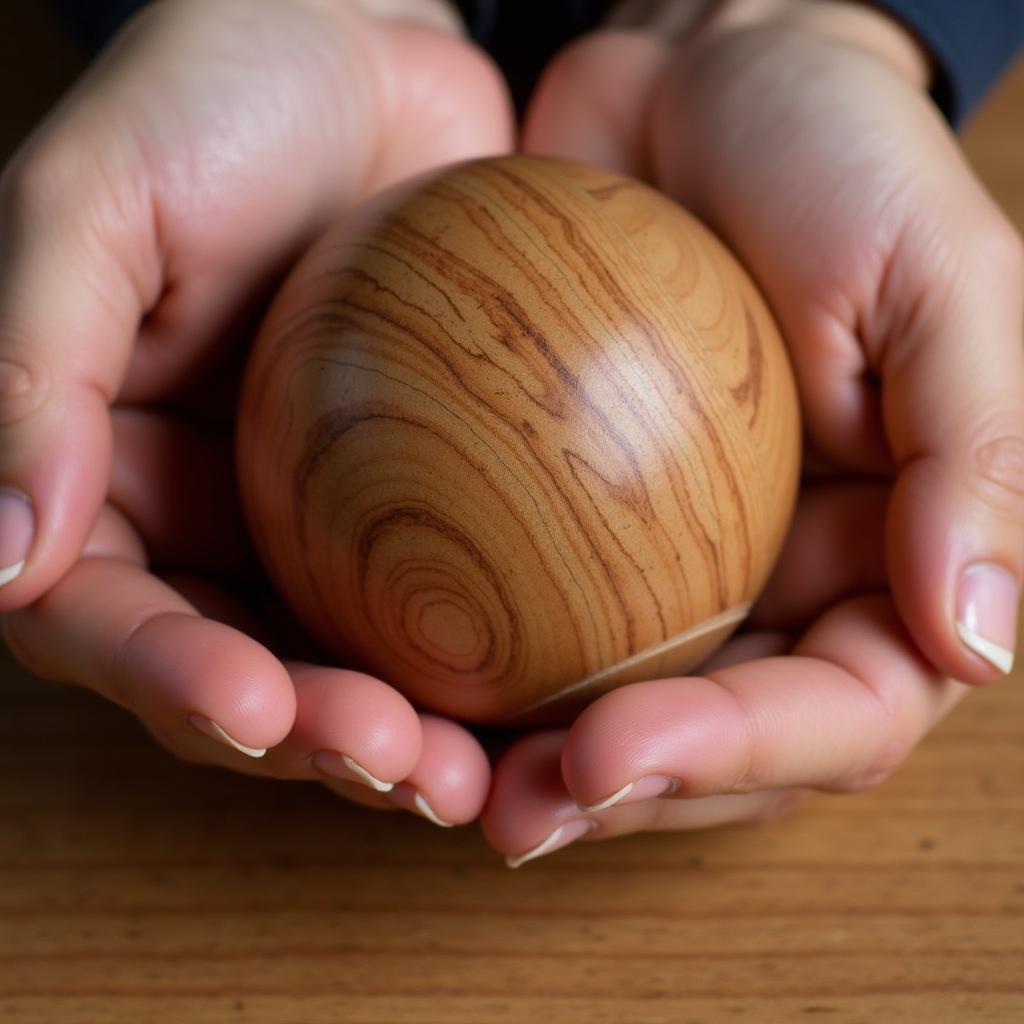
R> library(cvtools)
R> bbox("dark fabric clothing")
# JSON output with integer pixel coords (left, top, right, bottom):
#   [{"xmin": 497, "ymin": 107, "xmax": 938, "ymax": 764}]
[
  {"xmin": 48, "ymin": 0, "xmax": 1024, "ymax": 127},
  {"xmin": 47, "ymin": 0, "xmax": 144, "ymax": 54},
  {"xmin": 864, "ymin": 0, "xmax": 1024, "ymax": 123},
  {"xmin": 454, "ymin": 0, "xmax": 612, "ymax": 111}
]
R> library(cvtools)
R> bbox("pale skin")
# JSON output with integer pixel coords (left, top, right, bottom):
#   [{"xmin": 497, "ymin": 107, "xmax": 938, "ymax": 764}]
[{"xmin": 1, "ymin": 0, "xmax": 1022, "ymax": 862}]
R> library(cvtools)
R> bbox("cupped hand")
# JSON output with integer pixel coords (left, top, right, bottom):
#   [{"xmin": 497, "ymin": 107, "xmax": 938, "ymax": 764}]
[
  {"xmin": 483, "ymin": 0, "xmax": 1024, "ymax": 863},
  {"xmin": 1, "ymin": 0, "xmax": 513, "ymax": 822},
  {"xmin": 484, "ymin": 481, "xmax": 966, "ymax": 866}
]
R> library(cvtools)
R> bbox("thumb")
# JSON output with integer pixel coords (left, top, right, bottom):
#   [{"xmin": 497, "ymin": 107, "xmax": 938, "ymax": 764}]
[
  {"xmin": 0, "ymin": 136, "xmax": 155, "ymax": 608},
  {"xmin": 520, "ymin": 29, "xmax": 672, "ymax": 174},
  {"xmin": 883, "ymin": 212, "xmax": 1024, "ymax": 683}
]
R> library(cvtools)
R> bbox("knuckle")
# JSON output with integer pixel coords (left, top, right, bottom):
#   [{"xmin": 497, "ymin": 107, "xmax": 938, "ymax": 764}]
[
  {"xmin": 1, "ymin": 129, "xmax": 142, "ymax": 265},
  {"xmin": 831, "ymin": 737, "xmax": 911, "ymax": 794},
  {"xmin": 0, "ymin": 345, "xmax": 50, "ymax": 426},
  {"xmin": 970, "ymin": 432, "xmax": 1024, "ymax": 512},
  {"xmin": 1, "ymin": 135, "xmax": 81, "ymax": 223},
  {"xmin": 728, "ymin": 688, "xmax": 773, "ymax": 794}
]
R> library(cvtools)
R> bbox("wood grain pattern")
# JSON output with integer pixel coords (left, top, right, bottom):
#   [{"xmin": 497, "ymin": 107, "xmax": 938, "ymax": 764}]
[
  {"xmin": 0, "ymin": 11, "xmax": 1022, "ymax": 1023},
  {"xmin": 237, "ymin": 156, "xmax": 800, "ymax": 722}
]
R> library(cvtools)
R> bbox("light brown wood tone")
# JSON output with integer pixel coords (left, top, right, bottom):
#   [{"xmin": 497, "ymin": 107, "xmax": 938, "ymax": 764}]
[
  {"xmin": 237, "ymin": 156, "xmax": 800, "ymax": 722},
  {"xmin": 0, "ymin": 7, "xmax": 1022, "ymax": 1021}
]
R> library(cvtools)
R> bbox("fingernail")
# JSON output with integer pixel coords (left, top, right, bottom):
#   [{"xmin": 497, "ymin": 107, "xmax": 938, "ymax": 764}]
[
  {"xmin": 956, "ymin": 562, "xmax": 1019, "ymax": 674},
  {"xmin": 187, "ymin": 714, "xmax": 267, "ymax": 758},
  {"xmin": 0, "ymin": 487, "xmax": 34, "ymax": 587},
  {"xmin": 388, "ymin": 782, "xmax": 454, "ymax": 827},
  {"xmin": 311, "ymin": 750, "xmax": 394, "ymax": 792},
  {"xmin": 506, "ymin": 819, "xmax": 596, "ymax": 869},
  {"xmin": 577, "ymin": 774, "xmax": 679, "ymax": 813}
]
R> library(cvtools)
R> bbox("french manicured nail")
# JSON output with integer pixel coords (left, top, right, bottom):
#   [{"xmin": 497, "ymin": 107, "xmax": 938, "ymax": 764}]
[
  {"xmin": 0, "ymin": 487, "xmax": 34, "ymax": 587},
  {"xmin": 506, "ymin": 819, "xmax": 596, "ymax": 869},
  {"xmin": 311, "ymin": 750, "xmax": 394, "ymax": 792},
  {"xmin": 388, "ymin": 782, "xmax": 454, "ymax": 827},
  {"xmin": 577, "ymin": 774, "xmax": 679, "ymax": 813},
  {"xmin": 188, "ymin": 714, "xmax": 267, "ymax": 758},
  {"xmin": 956, "ymin": 563, "xmax": 1019, "ymax": 674}
]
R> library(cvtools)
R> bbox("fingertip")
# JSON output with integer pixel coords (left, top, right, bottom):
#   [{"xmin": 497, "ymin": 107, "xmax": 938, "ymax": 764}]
[
  {"xmin": 559, "ymin": 681, "xmax": 672, "ymax": 806},
  {"xmin": 288, "ymin": 664, "xmax": 423, "ymax": 784},
  {"xmin": 187, "ymin": 714, "xmax": 269, "ymax": 759},
  {"xmin": 123, "ymin": 612, "xmax": 298, "ymax": 753},
  {"xmin": 481, "ymin": 730, "xmax": 570, "ymax": 851},
  {"xmin": 888, "ymin": 459, "xmax": 1022, "ymax": 686},
  {"xmin": 0, "ymin": 390, "xmax": 112, "ymax": 612},
  {"xmin": 0, "ymin": 486, "xmax": 32, "ymax": 587},
  {"xmin": 521, "ymin": 30, "xmax": 671, "ymax": 173},
  {"xmin": 387, "ymin": 714, "xmax": 491, "ymax": 826},
  {"xmin": 953, "ymin": 561, "xmax": 1019, "ymax": 681}
]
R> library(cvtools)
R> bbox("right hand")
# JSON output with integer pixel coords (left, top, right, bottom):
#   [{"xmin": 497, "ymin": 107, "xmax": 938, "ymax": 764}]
[{"xmin": 0, "ymin": 0, "xmax": 513, "ymax": 823}]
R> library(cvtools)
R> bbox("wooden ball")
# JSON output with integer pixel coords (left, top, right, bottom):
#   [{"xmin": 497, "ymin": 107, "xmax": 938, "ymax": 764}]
[{"xmin": 236, "ymin": 156, "xmax": 800, "ymax": 724}]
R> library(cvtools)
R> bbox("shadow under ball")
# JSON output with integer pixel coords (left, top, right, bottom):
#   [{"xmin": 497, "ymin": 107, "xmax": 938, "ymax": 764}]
[{"xmin": 237, "ymin": 155, "xmax": 801, "ymax": 725}]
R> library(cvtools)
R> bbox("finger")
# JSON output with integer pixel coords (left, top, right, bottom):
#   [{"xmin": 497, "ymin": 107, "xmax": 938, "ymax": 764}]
[
  {"xmin": 0, "ymin": 132, "xmax": 159, "ymax": 610},
  {"xmin": 481, "ymin": 731, "xmax": 590, "ymax": 865},
  {"xmin": 750, "ymin": 480, "xmax": 889, "ymax": 629},
  {"xmin": 383, "ymin": 714, "xmax": 492, "ymax": 826},
  {"xmin": 521, "ymin": 30, "xmax": 672, "ymax": 174},
  {"xmin": 142, "ymin": 661, "xmax": 423, "ymax": 788},
  {"xmin": 265, "ymin": 663, "xmax": 422, "ymax": 790},
  {"xmin": 879, "ymin": 214, "xmax": 1024, "ymax": 683},
  {"xmin": 2, "ymin": 520, "xmax": 295, "ymax": 756},
  {"xmin": 596, "ymin": 787, "xmax": 809, "ymax": 836},
  {"xmin": 110, "ymin": 407, "xmax": 255, "ymax": 576},
  {"xmin": 481, "ymin": 731, "xmax": 805, "ymax": 868},
  {"xmin": 559, "ymin": 595, "xmax": 967, "ymax": 812},
  {"xmin": 319, "ymin": 714, "xmax": 491, "ymax": 826},
  {"xmin": 148, "ymin": 654, "xmax": 490, "ymax": 825}
]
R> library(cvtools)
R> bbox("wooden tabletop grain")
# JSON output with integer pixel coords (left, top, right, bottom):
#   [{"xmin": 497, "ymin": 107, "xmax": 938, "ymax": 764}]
[{"xmin": 1, "ymin": 7, "xmax": 1023, "ymax": 1022}]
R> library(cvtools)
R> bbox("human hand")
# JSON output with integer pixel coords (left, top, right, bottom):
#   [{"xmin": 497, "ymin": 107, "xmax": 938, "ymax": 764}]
[
  {"xmin": 482, "ymin": 0, "xmax": 1024, "ymax": 864},
  {"xmin": 1, "ymin": 0, "xmax": 512, "ymax": 822}
]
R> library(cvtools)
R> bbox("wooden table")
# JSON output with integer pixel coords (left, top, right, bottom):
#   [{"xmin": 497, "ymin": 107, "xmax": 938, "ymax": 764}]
[{"xmin": 2, "ymin": 7, "xmax": 1022, "ymax": 1022}]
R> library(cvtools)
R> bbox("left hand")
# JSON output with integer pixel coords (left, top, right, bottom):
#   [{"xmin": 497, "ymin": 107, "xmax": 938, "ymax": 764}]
[
  {"xmin": 0, "ymin": 0, "xmax": 511, "ymax": 825},
  {"xmin": 481, "ymin": 0, "xmax": 1024, "ymax": 865}
]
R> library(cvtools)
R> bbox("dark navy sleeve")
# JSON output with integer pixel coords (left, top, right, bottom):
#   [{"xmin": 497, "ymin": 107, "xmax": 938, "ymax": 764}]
[
  {"xmin": 866, "ymin": 1, "xmax": 1024, "ymax": 125},
  {"xmin": 46, "ymin": 0, "xmax": 149, "ymax": 53}
]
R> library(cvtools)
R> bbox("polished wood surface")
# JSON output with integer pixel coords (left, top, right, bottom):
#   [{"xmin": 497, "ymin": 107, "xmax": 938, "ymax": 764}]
[
  {"xmin": 238, "ymin": 156, "xmax": 799, "ymax": 722},
  {"xmin": 1, "ymin": 7, "xmax": 1022, "ymax": 1022}
]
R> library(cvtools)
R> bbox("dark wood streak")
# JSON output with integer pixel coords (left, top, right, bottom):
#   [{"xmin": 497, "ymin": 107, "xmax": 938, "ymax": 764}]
[
  {"xmin": 560, "ymin": 448, "xmax": 669, "ymax": 641},
  {"xmin": 289, "ymin": 347, "xmax": 592, "ymax": 683},
  {"xmin": 585, "ymin": 182, "xmax": 631, "ymax": 200},
  {"xmin": 360, "ymin": 243, "xmax": 469, "ymax": 326},
  {"xmin": 295, "ymin": 404, "xmax": 524, "ymax": 686},
  {"xmin": 489, "ymin": 164, "xmax": 755, "ymax": 602},
  {"xmin": 732, "ymin": 304, "xmax": 765, "ymax": 424},
  {"xmin": 355, "ymin": 506, "xmax": 520, "ymax": 681},
  {"xmin": 447, "ymin": 174, "xmax": 720, "ymax": 587},
  {"xmin": 371, "ymin": 209, "xmax": 654, "ymax": 647},
  {"xmin": 302, "ymin": 354, "xmax": 583, "ymax": 603}
]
